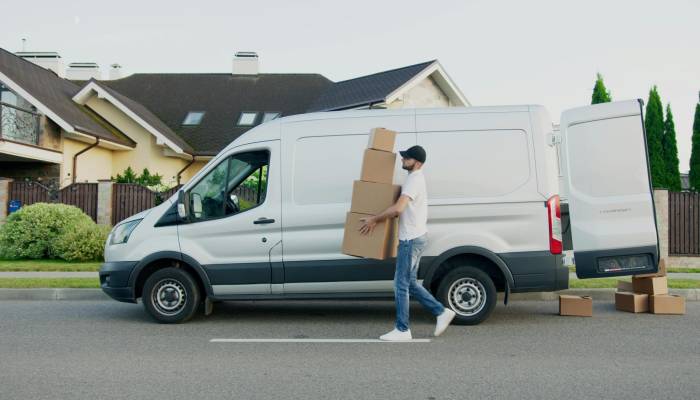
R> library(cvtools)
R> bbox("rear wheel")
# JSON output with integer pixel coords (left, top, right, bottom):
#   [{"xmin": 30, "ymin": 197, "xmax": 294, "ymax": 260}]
[
  {"xmin": 436, "ymin": 266, "xmax": 497, "ymax": 325},
  {"xmin": 142, "ymin": 267, "xmax": 200, "ymax": 323}
]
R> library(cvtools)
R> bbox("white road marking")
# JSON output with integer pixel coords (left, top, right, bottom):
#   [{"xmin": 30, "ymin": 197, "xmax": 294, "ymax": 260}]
[{"xmin": 210, "ymin": 338, "xmax": 431, "ymax": 343}]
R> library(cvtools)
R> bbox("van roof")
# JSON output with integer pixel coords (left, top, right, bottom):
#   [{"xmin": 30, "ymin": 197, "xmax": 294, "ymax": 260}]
[{"xmin": 226, "ymin": 105, "xmax": 547, "ymax": 151}]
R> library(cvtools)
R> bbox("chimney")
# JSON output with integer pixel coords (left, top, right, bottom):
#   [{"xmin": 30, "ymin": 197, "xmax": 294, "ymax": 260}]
[
  {"xmin": 232, "ymin": 52, "xmax": 259, "ymax": 75},
  {"xmin": 65, "ymin": 62, "xmax": 101, "ymax": 80},
  {"xmin": 108, "ymin": 63, "xmax": 123, "ymax": 80},
  {"xmin": 17, "ymin": 51, "xmax": 65, "ymax": 78}
]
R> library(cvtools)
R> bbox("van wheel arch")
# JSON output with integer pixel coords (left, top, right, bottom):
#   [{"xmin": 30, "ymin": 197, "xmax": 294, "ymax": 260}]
[
  {"xmin": 423, "ymin": 247, "xmax": 513, "ymax": 294},
  {"xmin": 130, "ymin": 252, "xmax": 211, "ymax": 300}
]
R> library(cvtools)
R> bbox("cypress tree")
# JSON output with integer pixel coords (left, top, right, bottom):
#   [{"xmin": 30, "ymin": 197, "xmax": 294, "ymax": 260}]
[
  {"xmin": 591, "ymin": 73, "xmax": 612, "ymax": 104},
  {"xmin": 645, "ymin": 86, "xmax": 666, "ymax": 188},
  {"xmin": 662, "ymin": 104, "xmax": 681, "ymax": 191},
  {"xmin": 690, "ymin": 97, "xmax": 700, "ymax": 191}
]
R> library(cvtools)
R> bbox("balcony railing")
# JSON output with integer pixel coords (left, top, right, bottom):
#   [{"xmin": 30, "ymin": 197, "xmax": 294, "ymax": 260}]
[{"xmin": 0, "ymin": 102, "xmax": 41, "ymax": 146}]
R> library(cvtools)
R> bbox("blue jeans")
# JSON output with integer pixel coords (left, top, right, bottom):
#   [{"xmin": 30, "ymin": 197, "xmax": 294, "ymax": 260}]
[{"xmin": 394, "ymin": 233, "xmax": 445, "ymax": 332}]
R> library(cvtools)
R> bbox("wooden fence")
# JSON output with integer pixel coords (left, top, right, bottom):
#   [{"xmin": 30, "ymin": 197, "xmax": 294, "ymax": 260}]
[
  {"xmin": 8, "ymin": 181, "xmax": 181, "ymax": 224},
  {"xmin": 112, "ymin": 184, "xmax": 182, "ymax": 225},
  {"xmin": 668, "ymin": 191, "xmax": 700, "ymax": 256},
  {"xmin": 8, "ymin": 181, "xmax": 50, "ymax": 205},
  {"xmin": 8, "ymin": 181, "xmax": 98, "ymax": 221}
]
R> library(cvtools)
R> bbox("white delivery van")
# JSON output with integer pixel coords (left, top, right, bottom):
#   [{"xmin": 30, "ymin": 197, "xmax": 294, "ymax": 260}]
[{"xmin": 100, "ymin": 99, "xmax": 660, "ymax": 324}]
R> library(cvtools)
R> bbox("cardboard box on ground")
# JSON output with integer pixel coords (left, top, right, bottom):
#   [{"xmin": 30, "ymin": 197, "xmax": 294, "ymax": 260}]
[
  {"xmin": 614, "ymin": 258, "xmax": 685, "ymax": 315},
  {"xmin": 559, "ymin": 295, "xmax": 592, "ymax": 317},
  {"xmin": 341, "ymin": 128, "xmax": 400, "ymax": 260}
]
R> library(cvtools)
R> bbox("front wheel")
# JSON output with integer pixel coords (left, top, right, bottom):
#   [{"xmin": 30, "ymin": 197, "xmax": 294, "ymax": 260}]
[
  {"xmin": 436, "ymin": 266, "xmax": 497, "ymax": 325},
  {"xmin": 142, "ymin": 267, "xmax": 200, "ymax": 323}
]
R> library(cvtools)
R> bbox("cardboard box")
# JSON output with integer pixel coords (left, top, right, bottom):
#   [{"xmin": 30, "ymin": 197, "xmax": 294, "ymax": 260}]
[
  {"xmin": 360, "ymin": 149, "xmax": 397, "ymax": 184},
  {"xmin": 350, "ymin": 180, "xmax": 401, "ymax": 215},
  {"xmin": 559, "ymin": 295, "xmax": 592, "ymax": 317},
  {"xmin": 615, "ymin": 292, "xmax": 649, "ymax": 313},
  {"xmin": 632, "ymin": 276, "xmax": 668, "ymax": 295},
  {"xmin": 616, "ymin": 280, "xmax": 633, "ymax": 292},
  {"xmin": 367, "ymin": 128, "xmax": 397, "ymax": 152},
  {"xmin": 341, "ymin": 212, "xmax": 398, "ymax": 260},
  {"xmin": 634, "ymin": 258, "xmax": 667, "ymax": 278},
  {"xmin": 649, "ymin": 294, "xmax": 685, "ymax": 315}
]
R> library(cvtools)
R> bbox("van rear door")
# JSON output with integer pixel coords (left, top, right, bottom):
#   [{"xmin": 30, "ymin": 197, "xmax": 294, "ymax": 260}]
[{"xmin": 560, "ymin": 99, "xmax": 659, "ymax": 278}]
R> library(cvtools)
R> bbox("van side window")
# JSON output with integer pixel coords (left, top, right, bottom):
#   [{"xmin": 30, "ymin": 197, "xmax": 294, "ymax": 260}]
[{"xmin": 188, "ymin": 150, "xmax": 270, "ymax": 222}]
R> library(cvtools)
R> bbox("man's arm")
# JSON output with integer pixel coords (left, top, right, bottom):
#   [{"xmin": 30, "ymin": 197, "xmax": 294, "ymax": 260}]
[{"xmin": 358, "ymin": 195, "xmax": 411, "ymax": 235}]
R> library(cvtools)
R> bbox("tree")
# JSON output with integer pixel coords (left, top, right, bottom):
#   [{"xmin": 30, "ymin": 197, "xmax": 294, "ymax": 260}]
[
  {"xmin": 645, "ymin": 86, "xmax": 666, "ymax": 188},
  {"xmin": 690, "ymin": 97, "xmax": 700, "ymax": 191},
  {"xmin": 114, "ymin": 166, "xmax": 138, "ymax": 183},
  {"xmin": 113, "ymin": 167, "xmax": 163, "ymax": 186},
  {"xmin": 661, "ymin": 104, "xmax": 681, "ymax": 191},
  {"xmin": 591, "ymin": 73, "xmax": 612, "ymax": 104}
]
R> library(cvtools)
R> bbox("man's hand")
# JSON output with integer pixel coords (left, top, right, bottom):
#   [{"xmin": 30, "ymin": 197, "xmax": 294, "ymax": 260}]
[{"xmin": 358, "ymin": 216, "xmax": 377, "ymax": 235}]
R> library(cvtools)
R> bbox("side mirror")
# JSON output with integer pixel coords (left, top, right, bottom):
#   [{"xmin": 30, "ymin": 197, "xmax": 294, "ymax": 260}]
[
  {"xmin": 230, "ymin": 193, "xmax": 240, "ymax": 209},
  {"xmin": 191, "ymin": 193, "xmax": 203, "ymax": 218},
  {"xmin": 177, "ymin": 190, "xmax": 187, "ymax": 219}
]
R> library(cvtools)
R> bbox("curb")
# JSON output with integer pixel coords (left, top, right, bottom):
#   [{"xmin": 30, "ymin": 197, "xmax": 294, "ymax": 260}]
[
  {"xmin": 502, "ymin": 288, "xmax": 700, "ymax": 302},
  {"xmin": 0, "ymin": 288, "xmax": 109, "ymax": 301},
  {"xmin": 0, "ymin": 288, "xmax": 698, "ymax": 301}
]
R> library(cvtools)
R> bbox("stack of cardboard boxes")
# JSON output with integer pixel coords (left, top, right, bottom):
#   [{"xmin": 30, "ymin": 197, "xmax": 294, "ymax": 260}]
[
  {"xmin": 341, "ymin": 128, "xmax": 401, "ymax": 260},
  {"xmin": 615, "ymin": 259, "xmax": 685, "ymax": 314}
]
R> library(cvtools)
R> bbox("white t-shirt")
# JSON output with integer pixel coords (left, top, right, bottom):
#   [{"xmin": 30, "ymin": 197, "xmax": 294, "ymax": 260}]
[{"xmin": 399, "ymin": 168, "xmax": 428, "ymax": 240}]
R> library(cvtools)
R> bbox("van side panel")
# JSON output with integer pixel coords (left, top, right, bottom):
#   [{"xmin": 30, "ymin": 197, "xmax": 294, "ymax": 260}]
[{"xmin": 280, "ymin": 113, "xmax": 415, "ymax": 287}]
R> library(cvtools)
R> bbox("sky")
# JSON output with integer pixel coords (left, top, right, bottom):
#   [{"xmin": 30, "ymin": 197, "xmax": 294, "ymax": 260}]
[{"xmin": 2, "ymin": 0, "xmax": 698, "ymax": 172}]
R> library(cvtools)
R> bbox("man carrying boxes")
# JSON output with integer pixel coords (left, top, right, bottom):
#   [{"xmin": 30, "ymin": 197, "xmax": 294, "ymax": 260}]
[{"xmin": 342, "ymin": 127, "xmax": 456, "ymax": 341}]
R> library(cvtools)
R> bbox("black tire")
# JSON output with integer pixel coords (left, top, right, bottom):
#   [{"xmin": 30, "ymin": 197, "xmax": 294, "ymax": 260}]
[
  {"xmin": 436, "ymin": 266, "xmax": 497, "ymax": 325},
  {"xmin": 142, "ymin": 267, "xmax": 200, "ymax": 323}
]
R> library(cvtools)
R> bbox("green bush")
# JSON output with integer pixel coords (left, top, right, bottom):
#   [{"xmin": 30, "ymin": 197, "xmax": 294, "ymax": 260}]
[
  {"xmin": 52, "ymin": 221, "xmax": 111, "ymax": 262},
  {"xmin": 0, "ymin": 203, "xmax": 108, "ymax": 261}
]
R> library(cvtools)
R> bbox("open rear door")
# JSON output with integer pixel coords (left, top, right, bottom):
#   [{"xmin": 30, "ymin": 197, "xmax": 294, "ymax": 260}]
[{"xmin": 560, "ymin": 99, "xmax": 659, "ymax": 279}]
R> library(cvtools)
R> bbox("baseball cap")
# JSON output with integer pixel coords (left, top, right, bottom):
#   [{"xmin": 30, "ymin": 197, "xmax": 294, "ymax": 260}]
[{"xmin": 399, "ymin": 145, "xmax": 426, "ymax": 163}]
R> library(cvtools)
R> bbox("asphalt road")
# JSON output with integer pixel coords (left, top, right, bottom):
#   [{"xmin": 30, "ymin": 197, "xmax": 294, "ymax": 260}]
[{"xmin": 0, "ymin": 299, "xmax": 698, "ymax": 400}]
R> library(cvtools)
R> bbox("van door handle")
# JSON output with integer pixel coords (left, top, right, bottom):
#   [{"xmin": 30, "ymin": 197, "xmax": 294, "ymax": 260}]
[{"xmin": 254, "ymin": 217, "xmax": 276, "ymax": 225}]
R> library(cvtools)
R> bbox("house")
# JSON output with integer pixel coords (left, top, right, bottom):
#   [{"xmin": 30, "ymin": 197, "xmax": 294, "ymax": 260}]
[{"xmin": 0, "ymin": 48, "xmax": 469, "ymax": 188}]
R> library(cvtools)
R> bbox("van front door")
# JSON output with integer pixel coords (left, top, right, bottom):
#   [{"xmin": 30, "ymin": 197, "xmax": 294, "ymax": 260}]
[
  {"xmin": 178, "ymin": 140, "xmax": 281, "ymax": 295},
  {"xmin": 560, "ymin": 100, "xmax": 660, "ymax": 278}
]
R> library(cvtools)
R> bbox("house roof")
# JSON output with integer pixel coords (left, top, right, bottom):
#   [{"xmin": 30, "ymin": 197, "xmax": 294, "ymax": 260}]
[
  {"xmin": 306, "ymin": 60, "xmax": 436, "ymax": 112},
  {"xmin": 0, "ymin": 48, "xmax": 135, "ymax": 148},
  {"xmin": 100, "ymin": 73, "xmax": 333, "ymax": 155},
  {"xmin": 74, "ymin": 80, "xmax": 195, "ymax": 155}
]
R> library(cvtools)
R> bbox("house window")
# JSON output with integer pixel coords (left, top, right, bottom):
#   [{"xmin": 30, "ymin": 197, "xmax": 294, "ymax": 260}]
[
  {"xmin": 262, "ymin": 112, "xmax": 280, "ymax": 123},
  {"xmin": 237, "ymin": 112, "xmax": 258, "ymax": 126},
  {"xmin": 182, "ymin": 111, "xmax": 205, "ymax": 126}
]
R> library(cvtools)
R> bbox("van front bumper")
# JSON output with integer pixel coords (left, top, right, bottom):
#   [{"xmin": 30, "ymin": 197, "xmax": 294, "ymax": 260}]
[{"xmin": 99, "ymin": 261, "xmax": 138, "ymax": 303}]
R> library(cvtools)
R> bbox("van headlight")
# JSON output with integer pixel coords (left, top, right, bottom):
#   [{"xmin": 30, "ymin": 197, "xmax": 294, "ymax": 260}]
[{"xmin": 109, "ymin": 219, "xmax": 143, "ymax": 245}]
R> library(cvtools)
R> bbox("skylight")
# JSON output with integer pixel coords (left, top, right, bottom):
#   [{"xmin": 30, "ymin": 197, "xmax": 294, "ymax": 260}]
[
  {"xmin": 237, "ymin": 112, "xmax": 258, "ymax": 126},
  {"xmin": 262, "ymin": 112, "xmax": 280, "ymax": 123},
  {"xmin": 182, "ymin": 111, "xmax": 205, "ymax": 126}
]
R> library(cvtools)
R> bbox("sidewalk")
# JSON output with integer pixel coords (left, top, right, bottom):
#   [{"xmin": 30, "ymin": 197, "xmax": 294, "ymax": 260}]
[
  {"xmin": 0, "ymin": 271, "xmax": 98, "ymax": 278},
  {"xmin": 0, "ymin": 288, "xmax": 698, "ymax": 301},
  {"xmin": 2, "ymin": 271, "xmax": 698, "ymax": 279}
]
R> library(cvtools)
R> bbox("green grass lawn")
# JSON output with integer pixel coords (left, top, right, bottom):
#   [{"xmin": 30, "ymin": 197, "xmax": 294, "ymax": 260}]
[
  {"xmin": 0, "ymin": 259, "xmax": 101, "ymax": 272},
  {"xmin": 0, "ymin": 278, "xmax": 100, "ymax": 288},
  {"xmin": 567, "ymin": 265, "xmax": 700, "ymax": 274},
  {"xmin": 569, "ymin": 278, "xmax": 700, "ymax": 289}
]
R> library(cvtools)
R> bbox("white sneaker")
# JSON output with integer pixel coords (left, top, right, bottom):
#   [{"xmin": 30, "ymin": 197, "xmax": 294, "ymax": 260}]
[
  {"xmin": 434, "ymin": 308, "xmax": 456, "ymax": 337},
  {"xmin": 379, "ymin": 328, "xmax": 412, "ymax": 341}
]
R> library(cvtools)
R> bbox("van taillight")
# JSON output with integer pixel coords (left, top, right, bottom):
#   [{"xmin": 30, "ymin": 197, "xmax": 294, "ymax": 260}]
[{"xmin": 547, "ymin": 195, "xmax": 562, "ymax": 254}]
